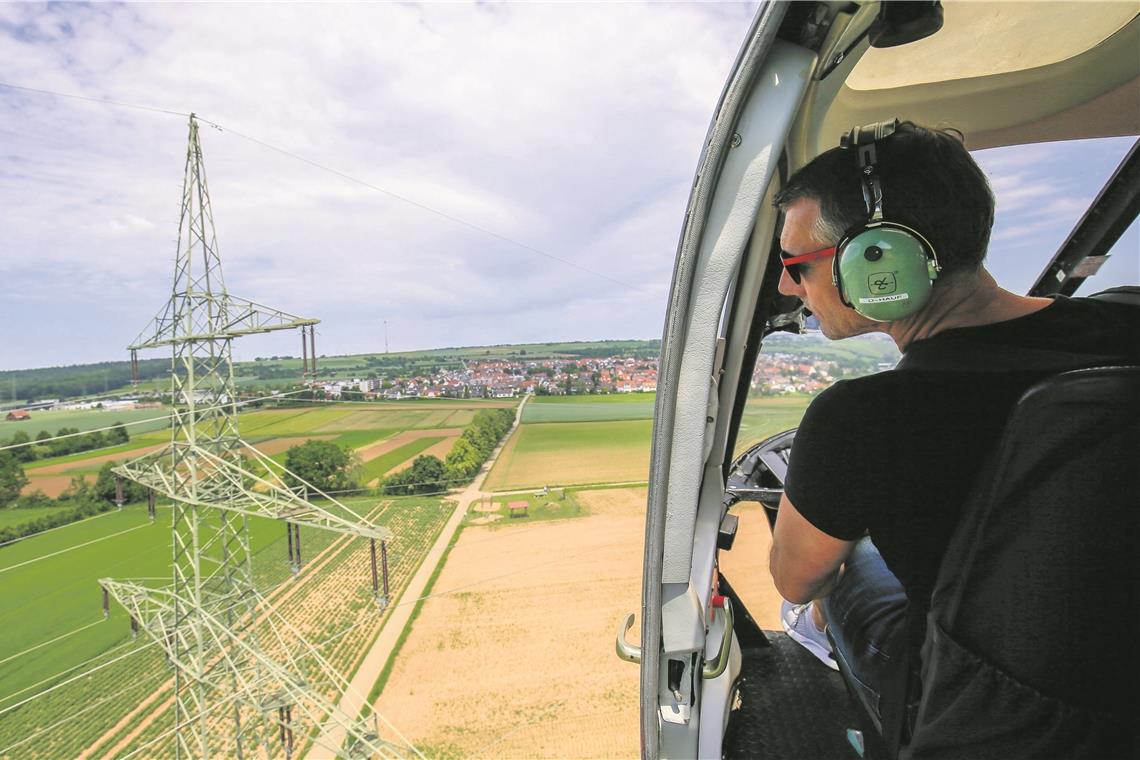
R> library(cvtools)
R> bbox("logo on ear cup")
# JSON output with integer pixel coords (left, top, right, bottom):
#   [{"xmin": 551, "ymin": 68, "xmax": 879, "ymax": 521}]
[{"xmin": 867, "ymin": 272, "xmax": 897, "ymax": 294}]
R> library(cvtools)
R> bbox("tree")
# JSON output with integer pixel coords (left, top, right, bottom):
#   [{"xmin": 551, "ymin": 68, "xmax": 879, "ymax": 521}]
[
  {"xmin": 382, "ymin": 455, "xmax": 447, "ymax": 495},
  {"xmin": 0, "ymin": 451, "xmax": 28, "ymax": 507},
  {"xmin": 283, "ymin": 440, "xmax": 357, "ymax": 498},
  {"xmin": 9, "ymin": 431, "xmax": 36, "ymax": 463},
  {"xmin": 94, "ymin": 462, "xmax": 148, "ymax": 504},
  {"xmin": 108, "ymin": 423, "xmax": 130, "ymax": 445}
]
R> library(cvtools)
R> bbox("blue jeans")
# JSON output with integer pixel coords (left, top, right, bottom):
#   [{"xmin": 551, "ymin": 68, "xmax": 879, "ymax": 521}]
[{"xmin": 822, "ymin": 537, "xmax": 908, "ymax": 727}]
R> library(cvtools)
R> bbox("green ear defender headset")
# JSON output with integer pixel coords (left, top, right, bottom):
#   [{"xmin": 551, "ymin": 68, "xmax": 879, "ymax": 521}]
[{"xmin": 833, "ymin": 119, "xmax": 942, "ymax": 321}]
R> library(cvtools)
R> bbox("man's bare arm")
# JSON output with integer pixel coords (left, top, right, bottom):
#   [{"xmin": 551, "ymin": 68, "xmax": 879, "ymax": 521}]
[{"xmin": 770, "ymin": 493, "xmax": 855, "ymax": 603}]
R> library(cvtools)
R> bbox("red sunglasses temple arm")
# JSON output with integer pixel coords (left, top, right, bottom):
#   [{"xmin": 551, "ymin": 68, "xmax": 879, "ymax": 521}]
[{"xmin": 781, "ymin": 246, "xmax": 837, "ymax": 267}]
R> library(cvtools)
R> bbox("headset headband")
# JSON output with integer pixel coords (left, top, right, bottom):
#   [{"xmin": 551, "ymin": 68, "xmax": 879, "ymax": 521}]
[{"xmin": 840, "ymin": 118, "xmax": 899, "ymax": 222}]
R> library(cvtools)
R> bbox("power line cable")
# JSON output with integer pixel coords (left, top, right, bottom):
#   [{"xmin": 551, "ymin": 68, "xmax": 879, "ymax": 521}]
[
  {"xmin": 0, "ymin": 682, "xmax": 149, "ymax": 757},
  {"xmin": 0, "ymin": 81, "xmax": 188, "ymax": 118},
  {"xmin": 0, "ymin": 640, "xmax": 158, "ymax": 718},
  {"xmin": 0, "ymin": 388, "xmax": 310, "ymax": 453},
  {"xmin": 0, "ymin": 618, "xmax": 105, "ymax": 668},
  {"xmin": 0, "ymin": 80, "xmax": 650, "ymax": 294},
  {"xmin": 194, "ymin": 116, "xmax": 648, "ymax": 294},
  {"xmin": 0, "ymin": 522, "xmax": 151, "ymax": 575},
  {"xmin": 0, "ymin": 507, "xmax": 119, "ymax": 549},
  {"xmin": 0, "ymin": 637, "xmax": 146, "ymax": 708}
]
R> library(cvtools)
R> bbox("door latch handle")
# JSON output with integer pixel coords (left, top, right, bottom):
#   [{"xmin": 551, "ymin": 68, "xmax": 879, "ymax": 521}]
[
  {"xmin": 615, "ymin": 613, "xmax": 641, "ymax": 664},
  {"xmin": 702, "ymin": 597, "xmax": 734, "ymax": 679}
]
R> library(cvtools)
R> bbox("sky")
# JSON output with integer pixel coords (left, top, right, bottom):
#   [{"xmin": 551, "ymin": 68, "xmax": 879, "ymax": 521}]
[{"xmin": 0, "ymin": 2, "xmax": 1136, "ymax": 372}]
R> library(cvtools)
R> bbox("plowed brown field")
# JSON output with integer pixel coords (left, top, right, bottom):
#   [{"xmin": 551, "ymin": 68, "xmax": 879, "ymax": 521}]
[{"xmin": 374, "ymin": 490, "xmax": 783, "ymax": 759}]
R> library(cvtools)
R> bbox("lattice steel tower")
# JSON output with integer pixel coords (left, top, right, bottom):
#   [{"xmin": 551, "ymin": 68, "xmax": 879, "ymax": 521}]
[{"xmin": 102, "ymin": 115, "xmax": 404, "ymax": 759}]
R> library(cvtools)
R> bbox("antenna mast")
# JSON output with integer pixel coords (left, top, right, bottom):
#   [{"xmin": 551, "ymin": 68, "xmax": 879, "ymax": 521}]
[{"xmin": 102, "ymin": 115, "xmax": 404, "ymax": 759}]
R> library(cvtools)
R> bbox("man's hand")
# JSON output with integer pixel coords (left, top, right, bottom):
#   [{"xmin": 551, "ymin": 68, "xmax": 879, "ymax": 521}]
[{"xmin": 770, "ymin": 493, "xmax": 855, "ymax": 603}]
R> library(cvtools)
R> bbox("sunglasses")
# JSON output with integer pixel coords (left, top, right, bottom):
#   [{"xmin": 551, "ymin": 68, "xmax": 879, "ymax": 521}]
[{"xmin": 781, "ymin": 246, "xmax": 837, "ymax": 284}]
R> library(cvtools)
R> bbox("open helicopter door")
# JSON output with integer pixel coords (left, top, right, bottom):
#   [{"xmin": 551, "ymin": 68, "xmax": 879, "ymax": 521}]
[{"xmin": 618, "ymin": 1, "xmax": 816, "ymax": 756}]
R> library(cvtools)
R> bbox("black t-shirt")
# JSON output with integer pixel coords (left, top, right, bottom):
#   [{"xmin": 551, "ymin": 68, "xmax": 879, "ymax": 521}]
[{"xmin": 785, "ymin": 297, "xmax": 1140, "ymax": 627}]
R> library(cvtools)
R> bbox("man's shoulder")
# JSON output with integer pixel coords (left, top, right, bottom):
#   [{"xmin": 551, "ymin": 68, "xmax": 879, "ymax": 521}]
[{"xmin": 803, "ymin": 371, "xmax": 921, "ymax": 425}]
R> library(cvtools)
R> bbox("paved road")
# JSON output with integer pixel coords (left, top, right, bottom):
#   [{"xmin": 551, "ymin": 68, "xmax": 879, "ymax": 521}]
[{"xmin": 308, "ymin": 396, "xmax": 530, "ymax": 758}]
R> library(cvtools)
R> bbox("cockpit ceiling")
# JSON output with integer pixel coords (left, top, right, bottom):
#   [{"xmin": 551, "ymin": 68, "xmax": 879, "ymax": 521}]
[
  {"xmin": 800, "ymin": 2, "xmax": 1140, "ymax": 158},
  {"xmin": 848, "ymin": 2, "xmax": 1137, "ymax": 91}
]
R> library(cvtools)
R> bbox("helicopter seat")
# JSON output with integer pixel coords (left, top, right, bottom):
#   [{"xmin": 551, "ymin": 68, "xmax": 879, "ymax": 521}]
[{"xmin": 903, "ymin": 365, "xmax": 1140, "ymax": 759}]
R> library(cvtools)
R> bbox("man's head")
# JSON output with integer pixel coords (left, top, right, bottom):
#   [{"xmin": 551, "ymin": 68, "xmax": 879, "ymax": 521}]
[
  {"xmin": 775, "ymin": 121, "xmax": 995, "ymax": 279},
  {"xmin": 774, "ymin": 122, "xmax": 996, "ymax": 338}
]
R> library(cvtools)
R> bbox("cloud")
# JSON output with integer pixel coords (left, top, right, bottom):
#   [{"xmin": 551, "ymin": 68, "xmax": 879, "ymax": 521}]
[
  {"xmin": 0, "ymin": 2, "xmax": 758, "ymax": 370},
  {"xmin": 3, "ymin": 4, "xmax": 1133, "ymax": 371}
]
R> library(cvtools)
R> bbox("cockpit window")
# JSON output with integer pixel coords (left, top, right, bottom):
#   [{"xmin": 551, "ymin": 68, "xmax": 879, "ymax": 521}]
[
  {"xmin": 732, "ymin": 332, "xmax": 899, "ymax": 460},
  {"xmin": 974, "ymin": 135, "xmax": 1139, "ymax": 293}
]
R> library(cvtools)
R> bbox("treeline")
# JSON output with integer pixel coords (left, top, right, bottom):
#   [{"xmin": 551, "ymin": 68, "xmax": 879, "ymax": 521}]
[
  {"xmin": 280, "ymin": 407, "xmax": 516, "ymax": 499},
  {"xmin": 0, "ymin": 359, "xmax": 168, "ymax": 403},
  {"xmin": 1, "ymin": 424, "xmax": 130, "ymax": 463},
  {"xmin": 0, "ymin": 462, "xmax": 149, "ymax": 545},
  {"xmin": 383, "ymin": 408, "xmax": 514, "ymax": 495}
]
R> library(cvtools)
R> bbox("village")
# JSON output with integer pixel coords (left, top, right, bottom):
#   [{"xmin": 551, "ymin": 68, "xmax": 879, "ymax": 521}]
[
  {"xmin": 311, "ymin": 355, "xmax": 661, "ymax": 400},
  {"xmin": 308, "ymin": 350, "xmax": 861, "ymax": 402}
]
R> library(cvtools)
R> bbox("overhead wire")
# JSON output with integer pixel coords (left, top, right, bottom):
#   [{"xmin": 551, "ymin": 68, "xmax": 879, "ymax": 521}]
[
  {"xmin": 0, "ymin": 640, "xmax": 159, "ymax": 718},
  {"xmin": 0, "ymin": 82, "xmax": 188, "ymax": 118},
  {"xmin": 0, "ymin": 618, "xmax": 105, "ymax": 668},
  {"xmin": 0, "ymin": 522, "xmax": 151, "ymax": 575},
  {"xmin": 0, "ymin": 507, "xmax": 120, "ymax": 549},
  {"xmin": 0, "ymin": 683, "xmax": 147, "ymax": 757},
  {"xmin": 0, "ymin": 80, "xmax": 650, "ymax": 295},
  {"xmin": 0, "ymin": 388, "xmax": 310, "ymax": 454}
]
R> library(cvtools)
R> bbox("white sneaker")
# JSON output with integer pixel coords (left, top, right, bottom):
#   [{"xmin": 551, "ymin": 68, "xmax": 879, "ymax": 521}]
[{"xmin": 781, "ymin": 600, "xmax": 839, "ymax": 671}]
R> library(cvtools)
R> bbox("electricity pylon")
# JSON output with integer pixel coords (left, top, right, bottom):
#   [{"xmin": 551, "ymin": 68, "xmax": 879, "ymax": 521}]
[{"xmin": 103, "ymin": 115, "xmax": 404, "ymax": 759}]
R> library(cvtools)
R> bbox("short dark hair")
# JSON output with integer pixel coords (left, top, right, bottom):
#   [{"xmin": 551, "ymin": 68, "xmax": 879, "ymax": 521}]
[{"xmin": 774, "ymin": 122, "xmax": 995, "ymax": 277}]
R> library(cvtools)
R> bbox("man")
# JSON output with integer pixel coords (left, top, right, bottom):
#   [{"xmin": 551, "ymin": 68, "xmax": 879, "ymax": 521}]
[{"xmin": 766, "ymin": 121, "xmax": 1139, "ymax": 735}]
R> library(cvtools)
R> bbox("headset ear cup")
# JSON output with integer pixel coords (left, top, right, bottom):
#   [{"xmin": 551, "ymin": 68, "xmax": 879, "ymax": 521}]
[
  {"xmin": 835, "ymin": 223, "xmax": 937, "ymax": 321},
  {"xmin": 833, "ymin": 239, "xmax": 851, "ymax": 307}
]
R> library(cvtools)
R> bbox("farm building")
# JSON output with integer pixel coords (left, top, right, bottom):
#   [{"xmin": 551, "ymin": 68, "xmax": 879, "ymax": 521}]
[{"xmin": 5, "ymin": 410, "xmax": 30, "ymax": 421}]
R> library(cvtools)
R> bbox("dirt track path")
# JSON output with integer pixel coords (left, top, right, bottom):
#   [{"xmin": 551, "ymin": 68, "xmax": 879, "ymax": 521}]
[{"xmin": 308, "ymin": 396, "xmax": 530, "ymax": 758}]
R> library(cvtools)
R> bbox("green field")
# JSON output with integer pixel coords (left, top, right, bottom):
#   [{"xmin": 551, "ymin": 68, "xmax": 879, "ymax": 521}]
[
  {"xmin": 23, "ymin": 433, "xmax": 168, "ymax": 471},
  {"xmin": 488, "ymin": 395, "xmax": 812, "ymax": 491},
  {"xmin": 0, "ymin": 494, "xmax": 453, "ymax": 758},
  {"xmin": 239, "ymin": 401, "xmax": 507, "ymax": 439},
  {"xmin": 358, "ymin": 437, "xmax": 447, "ymax": 484},
  {"xmin": 733, "ymin": 396, "xmax": 812, "ymax": 458},
  {"xmin": 0, "ymin": 506, "xmax": 73, "ymax": 530},
  {"xmin": 523, "ymin": 392, "xmax": 656, "ymax": 423},
  {"xmin": 484, "ymin": 419, "xmax": 652, "ymax": 491},
  {"xmin": 0, "ymin": 407, "xmax": 174, "ymax": 440},
  {"xmin": 0, "ymin": 505, "xmax": 284, "ymax": 702}
]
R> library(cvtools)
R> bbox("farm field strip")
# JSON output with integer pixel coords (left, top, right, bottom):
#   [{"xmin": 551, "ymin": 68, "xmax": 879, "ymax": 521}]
[
  {"xmin": 354, "ymin": 428, "xmax": 463, "ymax": 463},
  {"xmin": 26, "ymin": 443, "xmax": 168, "ymax": 475},
  {"xmin": 359, "ymin": 437, "xmax": 446, "ymax": 485},
  {"xmin": 483, "ymin": 419, "xmax": 652, "ymax": 491},
  {"xmin": 521, "ymin": 400, "xmax": 655, "ymax": 423},
  {"xmin": 372, "ymin": 488, "xmax": 646, "ymax": 757},
  {"xmin": 22, "ymin": 437, "xmax": 166, "ymax": 471},
  {"xmin": 0, "ymin": 408, "xmax": 176, "ymax": 439},
  {"xmin": 386, "ymin": 436, "xmax": 457, "ymax": 476}
]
